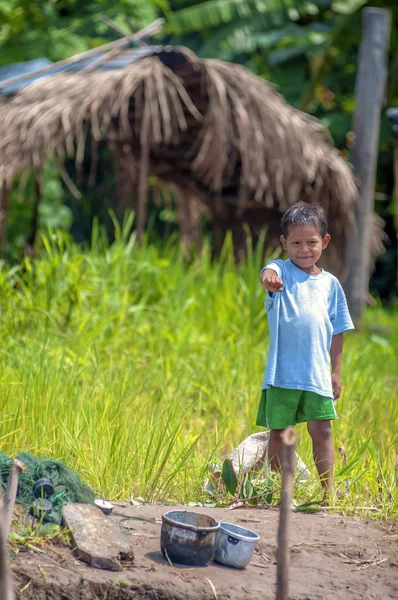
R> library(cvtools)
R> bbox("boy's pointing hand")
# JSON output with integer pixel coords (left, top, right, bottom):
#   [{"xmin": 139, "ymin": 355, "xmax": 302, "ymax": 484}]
[
  {"xmin": 267, "ymin": 276, "xmax": 284, "ymax": 292},
  {"xmin": 261, "ymin": 269, "xmax": 283, "ymax": 292}
]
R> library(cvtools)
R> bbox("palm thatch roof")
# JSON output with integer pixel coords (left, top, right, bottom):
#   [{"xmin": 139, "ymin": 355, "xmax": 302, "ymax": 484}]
[{"xmin": 0, "ymin": 45, "xmax": 379, "ymax": 276}]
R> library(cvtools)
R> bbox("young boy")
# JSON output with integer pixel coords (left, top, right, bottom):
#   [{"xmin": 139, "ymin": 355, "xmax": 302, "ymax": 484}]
[{"xmin": 256, "ymin": 202, "xmax": 354, "ymax": 496}]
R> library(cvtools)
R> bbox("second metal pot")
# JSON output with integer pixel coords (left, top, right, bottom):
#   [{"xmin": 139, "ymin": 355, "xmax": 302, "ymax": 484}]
[{"xmin": 214, "ymin": 522, "xmax": 259, "ymax": 569}]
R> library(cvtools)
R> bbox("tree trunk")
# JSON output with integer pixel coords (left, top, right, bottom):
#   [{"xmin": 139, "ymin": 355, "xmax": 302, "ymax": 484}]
[{"xmin": 344, "ymin": 8, "xmax": 391, "ymax": 322}]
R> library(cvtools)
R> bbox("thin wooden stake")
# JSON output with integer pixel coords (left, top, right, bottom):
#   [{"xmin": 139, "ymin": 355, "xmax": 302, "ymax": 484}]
[
  {"xmin": 0, "ymin": 517, "xmax": 14, "ymax": 600},
  {"xmin": 2, "ymin": 459, "xmax": 26, "ymax": 540},
  {"xmin": 26, "ymin": 171, "xmax": 42, "ymax": 251},
  {"xmin": 136, "ymin": 112, "xmax": 150, "ymax": 244},
  {"xmin": 0, "ymin": 459, "xmax": 26, "ymax": 600},
  {"xmin": 0, "ymin": 183, "xmax": 10, "ymax": 255},
  {"xmin": 276, "ymin": 427, "xmax": 296, "ymax": 600}
]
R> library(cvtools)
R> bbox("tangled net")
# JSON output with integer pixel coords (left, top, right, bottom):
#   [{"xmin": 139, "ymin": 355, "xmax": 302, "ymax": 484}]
[{"xmin": 0, "ymin": 452, "xmax": 95, "ymax": 524}]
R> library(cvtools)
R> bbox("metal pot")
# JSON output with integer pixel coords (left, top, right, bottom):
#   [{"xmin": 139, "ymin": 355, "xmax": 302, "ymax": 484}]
[
  {"xmin": 214, "ymin": 522, "xmax": 259, "ymax": 569},
  {"xmin": 161, "ymin": 510, "xmax": 220, "ymax": 566}
]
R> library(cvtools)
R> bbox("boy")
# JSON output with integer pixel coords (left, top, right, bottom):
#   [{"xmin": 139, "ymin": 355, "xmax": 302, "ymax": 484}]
[{"xmin": 256, "ymin": 202, "xmax": 354, "ymax": 496}]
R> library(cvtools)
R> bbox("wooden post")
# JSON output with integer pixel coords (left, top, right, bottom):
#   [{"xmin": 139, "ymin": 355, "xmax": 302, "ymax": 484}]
[
  {"xmin": 112, "ymin": 145, "xmax": 137, "ymax": 218},
  {"xmin": 276, "ymin": 426, "xmax": 296, "ymax": 600},
  {"xmin": 0, "ymin": 459, "xmax": 25, "ymax": 600},
  {"xmin": 0, "ymin": 183, "xmax": 9, "ymax": 255},
  {"xmin": 173, "ymin": 184, "xmax": 204, "ymax": 253},
  {"xmin": 0, "ymin": 518, "xmax": 14, "ymax": 600},
  {"xmin": 344, "ymin": 8, "xmax": 391, "ymax": 322},
  {"xmin": 2, "ymin": 460, "xmax": 26, "ymax": 540},
  {"xmin": 136, "ymin": 139, "xmax": 150, "ymax": 245},
  {"xmin": 26, "ymin": 172, "xmax": 42, "ymax": 254}
]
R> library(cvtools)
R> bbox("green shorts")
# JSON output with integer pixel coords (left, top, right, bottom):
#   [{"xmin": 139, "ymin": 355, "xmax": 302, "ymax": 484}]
[{"xmin": 256, "ymin": 387, "xmax": 337, "ymax": 430}]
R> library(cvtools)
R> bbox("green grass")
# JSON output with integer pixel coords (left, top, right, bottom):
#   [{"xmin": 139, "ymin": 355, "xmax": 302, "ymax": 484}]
[{"xmin": 0, "ymin": 218, "xmax": 397, "ymax": 519}]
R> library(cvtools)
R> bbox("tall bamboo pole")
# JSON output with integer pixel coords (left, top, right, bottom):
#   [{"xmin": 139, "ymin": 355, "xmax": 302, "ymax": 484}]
[
  {"xmin": 276, "ymin": 427, "xmax": 296, "ymax": 600},
  {"xmin": 0, "ymin": 518, "xmax": 14, "ymax": 600}
]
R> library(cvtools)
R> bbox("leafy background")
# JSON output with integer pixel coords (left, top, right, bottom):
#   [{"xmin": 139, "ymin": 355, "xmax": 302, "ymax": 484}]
[{"xmin": 0, "ymin": 0, "xmax": 397, "ymax": 298}]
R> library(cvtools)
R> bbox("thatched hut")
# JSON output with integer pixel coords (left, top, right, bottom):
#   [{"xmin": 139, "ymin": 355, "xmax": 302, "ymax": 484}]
[{"xmin": 0, "ymin": 45, "xmax": 382, "ymax": 278}]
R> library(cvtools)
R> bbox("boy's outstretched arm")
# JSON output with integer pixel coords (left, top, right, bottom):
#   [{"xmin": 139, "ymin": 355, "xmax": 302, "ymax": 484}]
[
  {"xmin": 330, "ymin": 333, "xmax": 344, "ymax": 399},
  {"xmin": 260, "ymin": 268, "xmax": 283, "ymax": 292}
]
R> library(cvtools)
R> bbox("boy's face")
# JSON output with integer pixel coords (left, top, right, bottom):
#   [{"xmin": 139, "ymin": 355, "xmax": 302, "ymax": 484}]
[{"xmin": 280, "ymin": 224, "xmax": 330, "ymax": 273}]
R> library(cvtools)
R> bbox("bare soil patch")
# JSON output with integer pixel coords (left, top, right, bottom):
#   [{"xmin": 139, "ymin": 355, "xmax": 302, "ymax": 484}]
[{"xmin": 13, "ymin": 504, "xmax": 398, "ymax": 600}]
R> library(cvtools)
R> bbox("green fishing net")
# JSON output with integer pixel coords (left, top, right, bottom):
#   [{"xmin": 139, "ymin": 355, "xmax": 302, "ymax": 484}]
[{"xmin": 0, "ymin": 452, "xmax": 96, "ymax": 524}]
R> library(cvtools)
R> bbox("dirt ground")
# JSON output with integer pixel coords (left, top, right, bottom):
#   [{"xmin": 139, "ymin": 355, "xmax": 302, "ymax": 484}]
[{"xmin": 14, "ymin": 503, "xmax": 397, "ymax": 600}]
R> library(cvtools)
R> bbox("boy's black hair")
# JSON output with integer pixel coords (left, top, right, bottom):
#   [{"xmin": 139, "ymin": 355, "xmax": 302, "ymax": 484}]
[{"xmin": 281, "ymin": 202, "xmax": 328, "ymax": 238}]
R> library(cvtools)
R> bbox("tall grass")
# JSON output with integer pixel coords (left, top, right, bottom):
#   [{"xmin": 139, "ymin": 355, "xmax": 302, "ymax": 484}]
[{"xmin": 0, "ymin": 218, "xmax": 397, "ymax": 518}]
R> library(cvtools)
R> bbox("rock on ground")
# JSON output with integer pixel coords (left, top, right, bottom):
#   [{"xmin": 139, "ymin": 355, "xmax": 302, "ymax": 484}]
[{"xmin": 62, "ymin": 503, "xmax": 134, "ymax": 571}]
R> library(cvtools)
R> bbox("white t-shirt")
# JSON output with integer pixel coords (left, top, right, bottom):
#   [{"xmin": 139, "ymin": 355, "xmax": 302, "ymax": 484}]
[{"xmin": 262, "ymin": 259, "xmax": 354, "ymax": 397}]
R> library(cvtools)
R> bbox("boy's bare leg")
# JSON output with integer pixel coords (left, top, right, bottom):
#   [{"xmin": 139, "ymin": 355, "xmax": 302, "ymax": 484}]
[
  {"xmin": 268, "ymin": 429, "xmax": 286, "ymax": 471},
  {"xmin": 307, "ymin": 420, "xmax": 334, "ymax": 498}
]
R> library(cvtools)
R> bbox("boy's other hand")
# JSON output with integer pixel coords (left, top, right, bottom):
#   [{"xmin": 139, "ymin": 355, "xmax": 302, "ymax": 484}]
[
  {"xmin": 331, "ymin": 373, "xmax": 341, "ymax": 400},
  {"xmin": 261, "ymin": 270, "xmax": 283, "ymax": 292}
]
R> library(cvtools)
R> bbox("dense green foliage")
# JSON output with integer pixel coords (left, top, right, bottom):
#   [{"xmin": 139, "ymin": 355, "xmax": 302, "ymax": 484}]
[
  {"xmin": 0, "ymin": 0, "xmax": 156, "ymax": 64},
  {"xmin": 0, "ymin": 0, "xmax": 396, "ymax": 296},
  {"xmin": 0, "ymin": 225, "xmax": 396, "ymax": 517}
]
